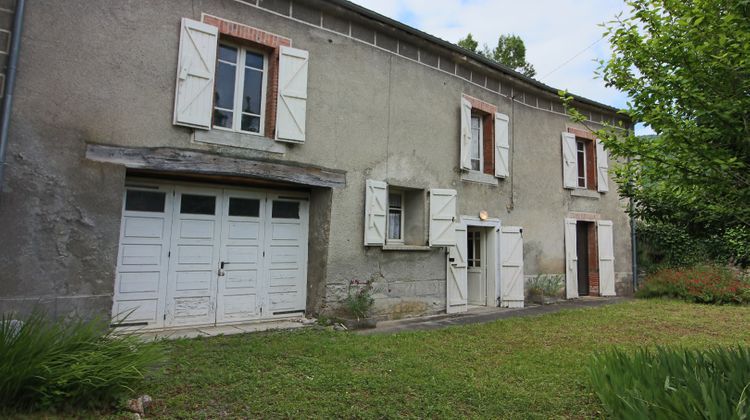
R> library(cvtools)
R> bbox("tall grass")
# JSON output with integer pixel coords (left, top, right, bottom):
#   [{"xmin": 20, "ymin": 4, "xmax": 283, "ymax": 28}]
[
  {"xmin": 589, "ymin": 346, "xmax": 750, "ymax": 419},
  {"xmin": 0, "ymin": 311, "xmax": 165, "ymax": 410}
]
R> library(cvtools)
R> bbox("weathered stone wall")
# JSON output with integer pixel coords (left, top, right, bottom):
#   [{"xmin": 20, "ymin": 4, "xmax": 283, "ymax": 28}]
[{"xmin": 0, "ymin": 0, "xmax": 632, "ymax": 320}]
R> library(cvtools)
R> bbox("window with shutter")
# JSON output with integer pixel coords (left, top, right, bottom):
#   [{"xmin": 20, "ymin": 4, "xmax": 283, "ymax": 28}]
[
  {"xmin": 596, "ymin": 139, "xmax": 609, "ymax": 193},
  {"xmin": 173, "ymin": 18, "xmax": 219, "ymax": 129},
  {"xmin": 429, "ymin": 189, "xmax": 458, "ymax": 247},
  {"xmin": 561, "ymin": 132, "xmax": 578, "ymax": 189},
  {"xmin": 494, "ymin": 113, "xmax": 510, "ymax": 178},
  {"xmin": 364, "ymin": 180, "xmax": 387, "ymax": 246},
  {"xmin": 276, "ymin": 46, "xmax": 309, "ymax": 143}
]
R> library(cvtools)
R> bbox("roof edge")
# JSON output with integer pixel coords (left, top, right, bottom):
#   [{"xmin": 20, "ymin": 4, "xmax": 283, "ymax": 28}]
[{"xmin": 329, "ymin": 0, "xmax": 623, "ymax": 115}]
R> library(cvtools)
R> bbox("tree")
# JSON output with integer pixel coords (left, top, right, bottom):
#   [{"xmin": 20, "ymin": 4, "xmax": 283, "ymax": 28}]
[
  {"xmin": 457, "ymin": 33, "xmax": 536, "ymax": 77},
  {"xmin": 457, "ymin": 33, "xmax": 479, "ymax": 53},
  {"xmin": 491, "ymin": 34, "xmax": 536, "ymax": 77},
  {"xmin": 563, "ymin": 0, "xmax": 750, "ymax": 264}
]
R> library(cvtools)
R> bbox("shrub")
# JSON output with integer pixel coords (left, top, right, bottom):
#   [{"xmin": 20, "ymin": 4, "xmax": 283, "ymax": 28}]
[
  {"xmin": 636, "ymin": 265, "xmax": 750, "ymax": 304},
  {"xmin": 0, "ymin": 311, "xmax": 165, "ymax": 411},
  {"xmin": 588, "ymin": 346, "xmax": 750, "ymax": 419},
  {"xmin": 343, "ymin": 280, "xmax": 376, "ymax": 320}
]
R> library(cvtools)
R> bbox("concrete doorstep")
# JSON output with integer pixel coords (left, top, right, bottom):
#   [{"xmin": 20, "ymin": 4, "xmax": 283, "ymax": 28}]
[{"xmin": 358, "ymin": 297, "xmax": 627, "ymax": 335}]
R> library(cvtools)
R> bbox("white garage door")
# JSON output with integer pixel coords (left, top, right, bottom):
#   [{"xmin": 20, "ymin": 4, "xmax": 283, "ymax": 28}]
[{"xmin": 113, "ymin": 181, "xmax": 309, "ymax": 329}]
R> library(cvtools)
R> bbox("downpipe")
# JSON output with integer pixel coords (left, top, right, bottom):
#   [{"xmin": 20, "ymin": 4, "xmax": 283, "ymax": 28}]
[{"xmin": 0, "ymin": 0, "xmax": 26, "ymax": 195}]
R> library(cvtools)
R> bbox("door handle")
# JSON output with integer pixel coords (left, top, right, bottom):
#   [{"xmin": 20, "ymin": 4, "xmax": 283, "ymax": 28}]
[
  {"xmin": 218, "ymin": 261, "xmax": 226, "ymax": 276},
  {"xmin": 449, "ymin": 257, "xmax": 455, "ymax": 262}
]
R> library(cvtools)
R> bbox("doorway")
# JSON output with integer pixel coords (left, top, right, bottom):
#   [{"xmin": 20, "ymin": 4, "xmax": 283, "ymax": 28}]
[
  {"xmin": 576, "ymin": 222, "xmax": 590, "ymax": 296},
  {"xmin": 467, "ymin": 227, "xmax": 487, "ymax": 306}
]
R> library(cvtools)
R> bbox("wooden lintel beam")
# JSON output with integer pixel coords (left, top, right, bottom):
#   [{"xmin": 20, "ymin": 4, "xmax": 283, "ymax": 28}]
[{"xmin": 85, "ymin": 144, "xmax": 346, "ymax": 189}]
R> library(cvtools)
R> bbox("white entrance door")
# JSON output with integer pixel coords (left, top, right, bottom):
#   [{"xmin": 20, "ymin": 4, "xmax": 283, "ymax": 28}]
[
  {"xmin": 264, "ymin": 194, "xmax": 309, "ymax": 317},
  {"xmin": 165, "ymin": 187, "xmax": 223, "ymax": 327},
  {"xmin": 216, "ymin": 190, "xmax": 266, "ymax": 323},
  {"xmin": 500, "ymin": 226, "xmax": 525, "ymax": 308},
  {"xmin": 467, "ymin": 228, "xmax": 486, "ymax": 306},
  {"xmin": 446, "ymin": 223, "xmax": 468, "ymax": 313}
]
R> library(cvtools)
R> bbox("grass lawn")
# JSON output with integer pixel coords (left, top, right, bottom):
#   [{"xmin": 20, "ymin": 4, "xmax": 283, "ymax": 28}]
[{"xmin": 128, "ymin": 299, "xmax": 750, "ymax": 418}]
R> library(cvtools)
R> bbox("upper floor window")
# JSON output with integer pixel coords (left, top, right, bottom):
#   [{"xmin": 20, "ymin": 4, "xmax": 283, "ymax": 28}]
[
  {"xmin": 213, "ymin": 43, "xmax": 268, "ymax": 135},
  {"xmin": 470, "ymin": 115, "xmax": 483, "ymax": 172},
  {"xmin": 576, "ymin": 140, "xmax": 587, "ymax": 188}
]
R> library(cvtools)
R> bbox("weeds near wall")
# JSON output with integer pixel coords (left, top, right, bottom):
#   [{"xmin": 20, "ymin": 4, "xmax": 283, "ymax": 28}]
[
  {"xmin": 343, "ymin": 280, "xmax": 376, "ymax": 320},
  {"xmin": 0, "ymin": 311, "xmax": 165, "ymax": 411},
  {"xmin": 589, "ymin": 346, "xmax": 750, "ymax": 419}
]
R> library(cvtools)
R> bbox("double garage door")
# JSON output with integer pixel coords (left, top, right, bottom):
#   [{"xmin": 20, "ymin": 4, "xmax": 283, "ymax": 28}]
[{"xmin": 113, "ymin": 181, "xmax": 309, "ymax": 329}]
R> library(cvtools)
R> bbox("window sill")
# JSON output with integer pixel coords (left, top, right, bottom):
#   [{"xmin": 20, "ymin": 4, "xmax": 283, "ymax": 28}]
[
  {"xmin": 382, "ymin": 244, "xmax": 432, "ymax": 252},
  {"xmin": 571, "ymin": 188, "xmax": 600, "ymax": 199},
  {"xmin": 461, "ymin": 171, "xmax": 499, "ymax": 186},
  {"xmin": 193, "ymin": 129, "xmax": 288, "ymax": 154}
]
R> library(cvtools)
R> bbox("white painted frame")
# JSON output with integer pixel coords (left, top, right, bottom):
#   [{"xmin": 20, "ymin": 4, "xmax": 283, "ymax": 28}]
[
  {"xmin": 460, "ymin": 216, "xmax": 501, "ymax": 307},
  {"xmin": 213, "ymin": 42, "xmax": 269, "ymax": 136},
  {"xmin": 386, "ymin": 189, "xmax": 405, "ymax": 244},
  {"xmin": 470, "ymin": 115, "xmax": 484, "ymax": 173},
  {"xmin": 576, "ymin": 139, "xmax": 587, "ymax": 189}
]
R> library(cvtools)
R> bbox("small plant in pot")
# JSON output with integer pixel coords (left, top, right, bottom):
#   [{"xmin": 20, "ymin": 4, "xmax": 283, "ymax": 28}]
[
  {"xmin": 342, "ymin": 279, "xmax": 378, "ymax": 329},
  {"xmin": 526, "ymin": 274, "xmax": 564, "ymax": 305}
]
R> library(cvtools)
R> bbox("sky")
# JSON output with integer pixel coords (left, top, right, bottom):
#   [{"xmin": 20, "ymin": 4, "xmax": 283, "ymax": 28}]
[{"xmin": 349, "ymin": 0, "xmax": 652, "ymax": 135}]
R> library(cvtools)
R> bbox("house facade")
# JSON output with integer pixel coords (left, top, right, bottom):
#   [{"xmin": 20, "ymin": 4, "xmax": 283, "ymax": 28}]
[{"xmin": 0, "ymin": 0, "xmax": 633, "ymax": 328}]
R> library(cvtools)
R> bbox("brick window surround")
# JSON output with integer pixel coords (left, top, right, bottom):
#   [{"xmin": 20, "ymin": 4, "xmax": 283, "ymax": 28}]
[
  {"xmin": 567, "ymin": 127, "xmax": 597, "ymax": 191},
  {"xmin": 203, "ymin": 15, "xmax": 291, "ymax": 139},
  {"xmin": 463, "ymin": 94, "xmax": 496, "ymax": 175}
]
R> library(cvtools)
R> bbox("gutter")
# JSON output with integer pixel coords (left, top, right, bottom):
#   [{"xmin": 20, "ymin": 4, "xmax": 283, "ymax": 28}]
[
  {"xmin": 0, "ymin": 0, "xmax": 25, "ymax": 194},
  {"xmin": 329, "ymin": 0, "xmax": 622, "ymax": 114}
]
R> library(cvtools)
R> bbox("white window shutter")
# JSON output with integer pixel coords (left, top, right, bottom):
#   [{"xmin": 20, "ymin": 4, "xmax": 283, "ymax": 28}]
[
  {"xmin": 564, "ymin": 218, "xmax": 579, "ymax": 299},
  {"xmin": 494, "ymin": 113, "xmax": 510, "ymax": 178},
  {"xmin": 596, "ymin": 139, "xmax": 609, "ymax": 193},
  {"xmin": 276, "ymin": 46, "xmax": 309, "ymax": 143},
  {"xmin": 561, "ymin": 132, "xmax": 578, "ymax": 189},
  {"xmin": 500, "ymin": 226, "xmax": 524, "ymax": 308},
  {"xmin": 173, "ymin": 18, "xmax": 219, "ymax": 129},
  {"xmin": 446, "ymin": 222, "xmax": 468, "ymax": 313},
  {"xmin": 429, "ymin": 189, "xmax": 457, "ymax": 247},
  {"xmin": 597, "ymin": 220, "xmax": 616, "ymax": 296},
  {"xmin": 364, "ymin": 180, "xmax": 387, "ymax": 246},
  {"xmin": 459, "ymin": 98, "xmax": 473, "ymax": 170}
]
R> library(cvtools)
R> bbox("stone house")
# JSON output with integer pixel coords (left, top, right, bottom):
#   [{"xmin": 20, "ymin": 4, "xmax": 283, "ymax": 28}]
[{"xmin": 0, "ymin": 0, "xmax": 633, "ymax": 328}]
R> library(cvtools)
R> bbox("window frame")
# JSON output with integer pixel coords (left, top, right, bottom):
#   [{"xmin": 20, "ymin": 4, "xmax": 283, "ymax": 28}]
[
  {"xmin": 213, "ymin": 42, "xmax": 269, "ymax": 136},
  {"xmin": 467, "ymin": 230, "xmax": 481, "ymax": 268},
  {"xmin": 470, "ymin": 114, "xmax": 484, "ymax": 173},
  {"xmin": 576, "ymin": 139, "xmax": 587, "ymax": 189},
  {"xmin": 386, "ymin": 190, "xmax": 405, "ymax": 244}
]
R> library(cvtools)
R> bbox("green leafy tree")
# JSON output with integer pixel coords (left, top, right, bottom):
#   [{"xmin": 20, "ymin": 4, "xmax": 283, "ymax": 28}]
[
  {"xmin": 457, "ymin": 33, "xmax": 536, "ymax": 77},
  {"xmin": 491, "ymin": 34, "xmax": 536, "ymax": 77},
  {"xmin": 562, "ymin": 0, "xmax": 750, "ymax": 265},
  {"xmin": 457, "ymin": 33, "xmax": 479, "ymax": 53}
]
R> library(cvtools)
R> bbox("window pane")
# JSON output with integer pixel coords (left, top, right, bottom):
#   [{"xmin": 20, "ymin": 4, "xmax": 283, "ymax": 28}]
[
  {"xmin": 242, "ymin": 69, "xmax": 263, "ymax": 115},
  {"xmin": 218, "ymin": 45, "xmax": 238, "ymax": 63},
  {"xmin": 180, "ymin": 194, "xmax": 216, "ymax": 215},
  {"xmin": 241, "ymin": 115, "xmax": 261, "ymax": 133},
  {"xmin": 475, "ymin": 234, "xmax": 481, "ymax": 267},
  {"xmin": 213, "ymin": 109, "xmax": 233, "ymax": 128},
  {"xmin": 245, "ymin": 51, "xmax": 264, "ymax": 70},
  {"xmin": 467, "ymin": 232, "xmax": 474, "ymax": 262},
  {"xmin": 471, "ymin": 159, "xmax": 480, "ymax": 172},
  {"xmin": 388, "ymin": 210, "xmax": 401, "ymax": 240},
  {"xmin": 214, "ymin": 62, "xmax": 236, "ymax": 110},
  {"xmin": 228, "ymin": 198, "xmax": 260, "ymax": 217},
  {"xmin": 125, "ymin": 190, "xmax": 165, "ymax": 212},
  {"xmin": 389, "ymin": 193, "xmax": 402, "ymax": 209},
  {"xmin": 272, "ymin": 201, "xmax": 300, "ymax": 219}
]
